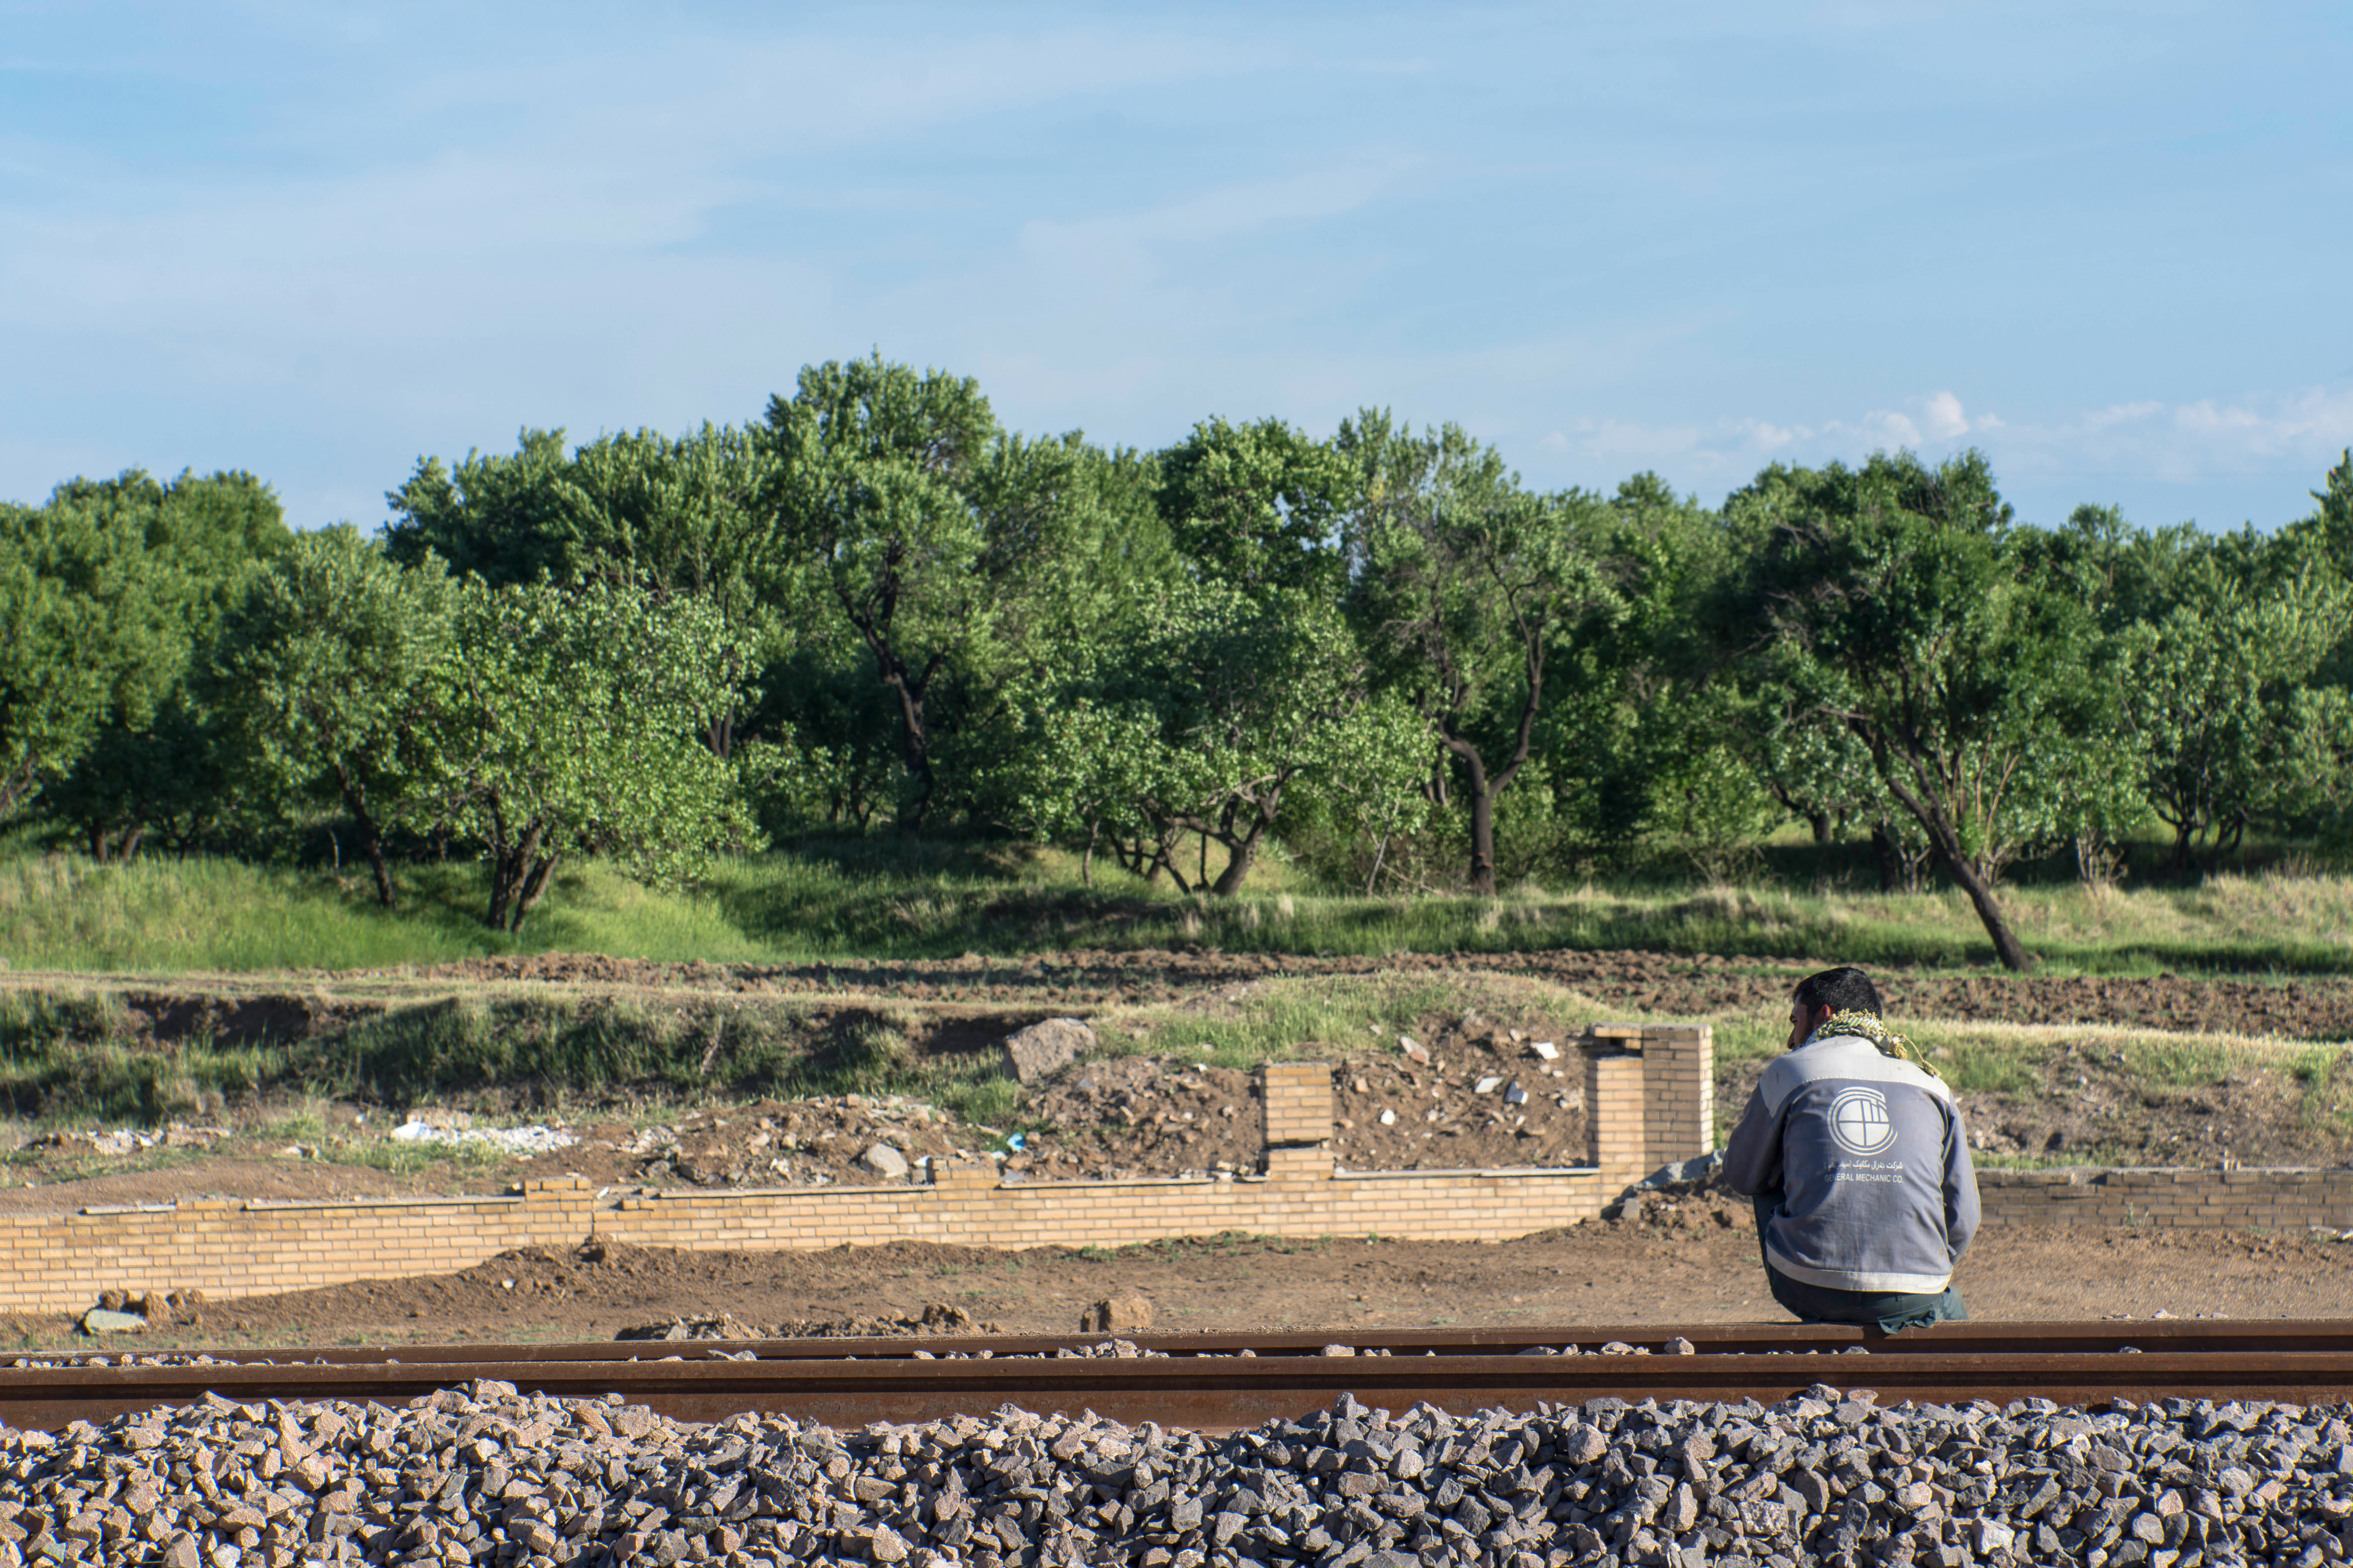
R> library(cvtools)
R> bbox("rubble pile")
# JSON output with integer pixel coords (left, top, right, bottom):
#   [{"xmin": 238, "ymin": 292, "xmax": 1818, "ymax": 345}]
[
  {"xmin": 615, "ymin": 1305, "xmax": 1000, "ymax": 1343},
  {"xmin": 619, "ymin": 1097, "xmax": 972, "ymax": 1190},
  {"xmin": 5, "ymin": 1378, "xmax": 2351, "ymax": 1568}
]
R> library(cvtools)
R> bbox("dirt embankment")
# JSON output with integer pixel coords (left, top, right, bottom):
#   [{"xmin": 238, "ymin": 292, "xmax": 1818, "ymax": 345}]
[
  {"xmin": 402, "ymin": 949, "xmax": 2353, "ymax": 1042},
  {"xmin": 7, "ymin": 947, "xmax": 2353, "ymax": 1211}
]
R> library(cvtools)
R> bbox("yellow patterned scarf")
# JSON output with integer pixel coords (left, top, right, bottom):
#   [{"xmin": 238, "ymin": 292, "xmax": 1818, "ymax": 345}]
[{"xmin": 1810, "ymin": 1008, "xmax": 1942, "ymax": 1079}]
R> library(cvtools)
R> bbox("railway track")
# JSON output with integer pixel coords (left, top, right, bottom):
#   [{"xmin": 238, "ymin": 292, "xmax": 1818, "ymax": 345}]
[{"xmin": 7, "ymin": 1319, "xmax": 2352, "ymax": 1431}]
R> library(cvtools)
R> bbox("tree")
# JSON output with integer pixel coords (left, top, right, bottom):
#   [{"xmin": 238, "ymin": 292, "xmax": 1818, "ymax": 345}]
[
  {"xmin": 760, "ymin": 355, "xmax": 1000, "ymax": 830},
  {"xmin": 431, "ymin": 581, "xmax": 759, "ymax": 931},
  {"xmin": 22, "ymin": 469, "xmax": 289, "ymax": 859},
  {"xmin": 382, "ymin": 430, "xmax": 576, "ymax": 586},
  {"xmin": 217, "ymin": 528, "xmax": 460, "ymax": 905},
  {"xmin": 386, "ymin": 424, "xmax": 788, "ymax": 760},
  {"xmin": 2120, "ymin": 547, "xmax": 2351, "ymax": 874},
  {"xmin": 1343, "ymin": 412, "xmax": 1620, "ymax": 895},
  {"xmin": 1123, "ymin": 585, "xmax": 1407, "ymax": 895},
  {"xmin": 0, "ymin": 507, "xmax": 109, "ymax": 822},
  {"xmin": 1727, "ymin": 451, "xmax": 2090, "ymax": 970},
  {"xmin": 2309, "ymin": 448, "xmax": 2353, "ymax": 561},
  {"xmin": 985, "ymin": 582, "xmax": 1417, "ymax": 895},
  {"xmin": 1156, "ymin": 416, "xmax": 1356, "ymax": 599}
]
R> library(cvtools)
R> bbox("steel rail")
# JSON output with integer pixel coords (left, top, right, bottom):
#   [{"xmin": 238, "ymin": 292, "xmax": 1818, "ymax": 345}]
[
  {"xmin": 6, "ymin": 1321, "xmax": 2352, "ymax": 1434},
  {"xmin": 15, "ymin": 1319, "xmax": 2351, "ymax": 1366}
]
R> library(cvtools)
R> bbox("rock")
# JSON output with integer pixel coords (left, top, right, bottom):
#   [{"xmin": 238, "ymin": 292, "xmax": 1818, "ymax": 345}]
[
  {"xmin": 1475, "ymin": 1076, "xmax": 1504, "ymax": 1094},
  {"xmin": 1529, "ymin": 1040, "xmax": 1560, "ymax": 1060},
  {"xmin": 1079, "ymin": 1293, "xmax": 1154, "ymax": 1334},
  {"xmin": 79, "ymin": 1308, "xmax": 147, "ymax": 1334},
  {"xmin": 1398, "ymin": 1035, "xmax": 1429, "ymax": 1063},
  {"xmin": 1001, "ymin": 1018, "xmax": 1096, "ymax": 1083},
  {"xmin": 858, "ymin": 1142, "xmax": 911, "ymax": 1178},
  {"xmin": 7, "ymin": 1338, "xmax": 2349, "ymax": 1568},
  {"xmin": 1503, "ymin": 1081, "xmax": 1528, "ymax": 1105},
  {"xmin": 1378, "ymin": 1108, "xmax": 1397, "ymax": 1126}
]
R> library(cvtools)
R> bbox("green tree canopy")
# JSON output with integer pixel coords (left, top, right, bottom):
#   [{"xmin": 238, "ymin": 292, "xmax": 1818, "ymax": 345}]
[
  {"xmin": 216, "ymin": 527, "xmax": 460, "ymax": 905},
  {"xmin": 17, "ymin": 469, "xmax": 289, "ymax": 858},
  {"xmin": 1727, "ymin": 450, "xmax": 2100, "ymax": 969},
  {"xmin": 1156, "ymin": 416, "xmax": 1356, "ymax": 599},
  {"xmin": 430, "ymin": 580, "xmax": 761, "ymax": 931},
  {"xmin": 1343, "ymin": 411, "xmax": 1620, "ymax": 895}
]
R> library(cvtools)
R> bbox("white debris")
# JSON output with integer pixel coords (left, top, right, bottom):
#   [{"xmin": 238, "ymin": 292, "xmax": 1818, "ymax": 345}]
[
  {"xmin": 1378, "ymin": 1108, "xmax": 1398, "ymax": 1127},
  {"xmin": 1530, "ymin": 1040, "xmax": 1560, "ymax": 1060},
  {"xmin": 1475, "ymin": 1076, "xmax": 1505, "ymax": 1094},
  {"xmin": 1503, "ymin": 1082, "xmax": 1529, "ymax": 1105},
  {"xmin": 389, "ymin": 1121, "xmax": 577, "ymax": 1156}
]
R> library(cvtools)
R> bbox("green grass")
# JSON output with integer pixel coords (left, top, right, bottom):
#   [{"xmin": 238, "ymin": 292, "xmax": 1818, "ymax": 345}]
[
  {"xmin": 0, "ymin": 983, "xmax": 1034, "ymax": 1125},
  {"xmin": 8, "ymin": 837, "xmax": 2353, "ymax": 976},
  {"xmin": 0, "ymin": 853, "xmax": 769, "ymax": 973}
]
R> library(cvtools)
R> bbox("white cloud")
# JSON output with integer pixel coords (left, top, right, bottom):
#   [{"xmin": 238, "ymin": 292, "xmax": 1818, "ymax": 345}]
[
  {"xmin": 1532, "ymin": 384, "xmax": 2353, "ymax": 504},
  {"xmin": 1921, "ymin": 390, "xmax": 1970, "ymax": 441}
]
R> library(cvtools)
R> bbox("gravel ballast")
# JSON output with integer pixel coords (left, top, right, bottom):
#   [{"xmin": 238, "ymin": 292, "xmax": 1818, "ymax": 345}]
[{"xmin": 4, "ymin": 1380, "xmax": 2351, "ymax": 1568}]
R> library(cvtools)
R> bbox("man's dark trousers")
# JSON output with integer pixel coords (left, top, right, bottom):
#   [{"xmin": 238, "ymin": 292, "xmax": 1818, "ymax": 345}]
[{"xmin": 1752, "ymin": 1192, "xmax": 1967, "ymax": 1334}]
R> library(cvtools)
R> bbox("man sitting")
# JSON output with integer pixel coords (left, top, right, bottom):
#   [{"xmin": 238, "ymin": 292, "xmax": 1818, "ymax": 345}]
[{"xmin": 1722, "ymin": 966, "xmax": 1978, "ymax": 1331}]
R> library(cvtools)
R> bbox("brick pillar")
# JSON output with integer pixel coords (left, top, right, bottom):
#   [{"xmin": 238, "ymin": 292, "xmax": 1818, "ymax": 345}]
[
  {"xmin": 521, "ymin": 1176, "xmax": 596, "ymax": 1246},
  {"xmin": 1638, "ymin": 1025, "xmax": 1714, "ymax": 1169},
  {"xmin": 1258, "ymin": 1061, "xmax": 1333, "ymax": 1180},
  {"xmin": 1584, "ymin": 1043, "xmax": 1648, "ymax": 1183}
]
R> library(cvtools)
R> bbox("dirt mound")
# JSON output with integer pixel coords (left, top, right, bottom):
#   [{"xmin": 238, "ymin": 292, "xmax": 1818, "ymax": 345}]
[{"xmin": 1020, "ymin": 1030, "xmax": 1590, "ymax": 1180}]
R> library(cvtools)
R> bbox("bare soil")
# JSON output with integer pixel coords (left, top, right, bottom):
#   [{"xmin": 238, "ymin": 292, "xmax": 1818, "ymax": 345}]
[
  {"xmin": 36, "ymin": 947, "xmax": 2353, "ymax": 1049},
  {"xmin": 8, "ymin": 1222, "xmax": 2349, "ymax": 1353},
  {"xmin": 8, "ymin": 948, "xmax": 2353, "ymax": 1208},
  {"xmin": 398, "ymin": 948, "xmax": 2353, "ymax": 1042}
]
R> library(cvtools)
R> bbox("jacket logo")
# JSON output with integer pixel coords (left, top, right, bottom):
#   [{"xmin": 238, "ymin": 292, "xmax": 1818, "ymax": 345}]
[{"xmin": 1829, "ymin": 1087, "xmax": 1896, "ymax": 1156}]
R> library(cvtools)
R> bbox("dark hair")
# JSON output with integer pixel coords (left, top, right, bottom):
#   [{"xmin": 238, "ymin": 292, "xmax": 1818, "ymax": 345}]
[{"xmin": 1793, "ymin": 966, "xmax": 1882, "ymax": 1018}]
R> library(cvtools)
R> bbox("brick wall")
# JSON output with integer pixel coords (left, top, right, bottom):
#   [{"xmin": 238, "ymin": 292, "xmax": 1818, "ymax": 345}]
[
  {"xmin": 5, "ymin": 1040, "xmax": 1717, "ymax": 1313},
  {"xmin": 22, "ymin": 1024, "xmax": 2112, "ymax": 1314},
  {"xmin": 0, "ymin": 1155, "xmax": 1612, "ymax": 1314},
  {"xmin": 1978, "ymin": 1166, "xmax": 2353, "ymax": 1231}
]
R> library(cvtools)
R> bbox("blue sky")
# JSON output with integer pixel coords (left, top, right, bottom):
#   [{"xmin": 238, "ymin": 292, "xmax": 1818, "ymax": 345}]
[{"xmin": 3, "ymin": 1, "xmax": 2348, "ymax": 534}]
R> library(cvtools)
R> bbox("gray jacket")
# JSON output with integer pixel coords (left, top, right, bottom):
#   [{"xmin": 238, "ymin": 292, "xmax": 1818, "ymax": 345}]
[{"xmin": 1722, "ymin": 1030, "xmax": 1980, "ymax": 1295}]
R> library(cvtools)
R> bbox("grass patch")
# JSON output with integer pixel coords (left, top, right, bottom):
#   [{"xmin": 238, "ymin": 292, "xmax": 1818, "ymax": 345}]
[{"xmin": 8, "ymin": 841, "xmax": 2353, "ymax": 975}]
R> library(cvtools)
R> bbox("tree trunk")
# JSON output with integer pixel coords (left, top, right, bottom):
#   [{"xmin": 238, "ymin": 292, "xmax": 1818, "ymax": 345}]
[
  {"xmin": 510, "ymin": 848, "xmax": 562, "ymax": 932},
  {"xmin": 1880, "ymin": 773, "xmax": 2035, "ymax": 971},
  {"xmin": 2163, "ymin": 819, "xmax": 2196, "ymax": 880},
  {"xmin": 332, "ymin": 763, "xmax": 395, "ymax": 908},
  {"xmin": 486, "ymin": 813, "xmax": 541, "ymax": 931},
  {"xmin": 1942, "ymin": 846, "xmax": 2035, "ymax": 972},
  {"xmin": 1807, "ymin": 810, "xmax": 1833, "ymax": 844},
  {"xmin": 1211, "ymin": 819, "xmax": 1270, "ymax": 897},
  {"xmin": 1871, "ymin": 821, "xmax": 1905, "ymax": 894},
  {"xmin": 1451, "ymin": 747, "xmax": 1498, "ymax": 896},
  {"xmin": 884, "ymin": 671, "xmax": 933, "ymax": 832}
]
